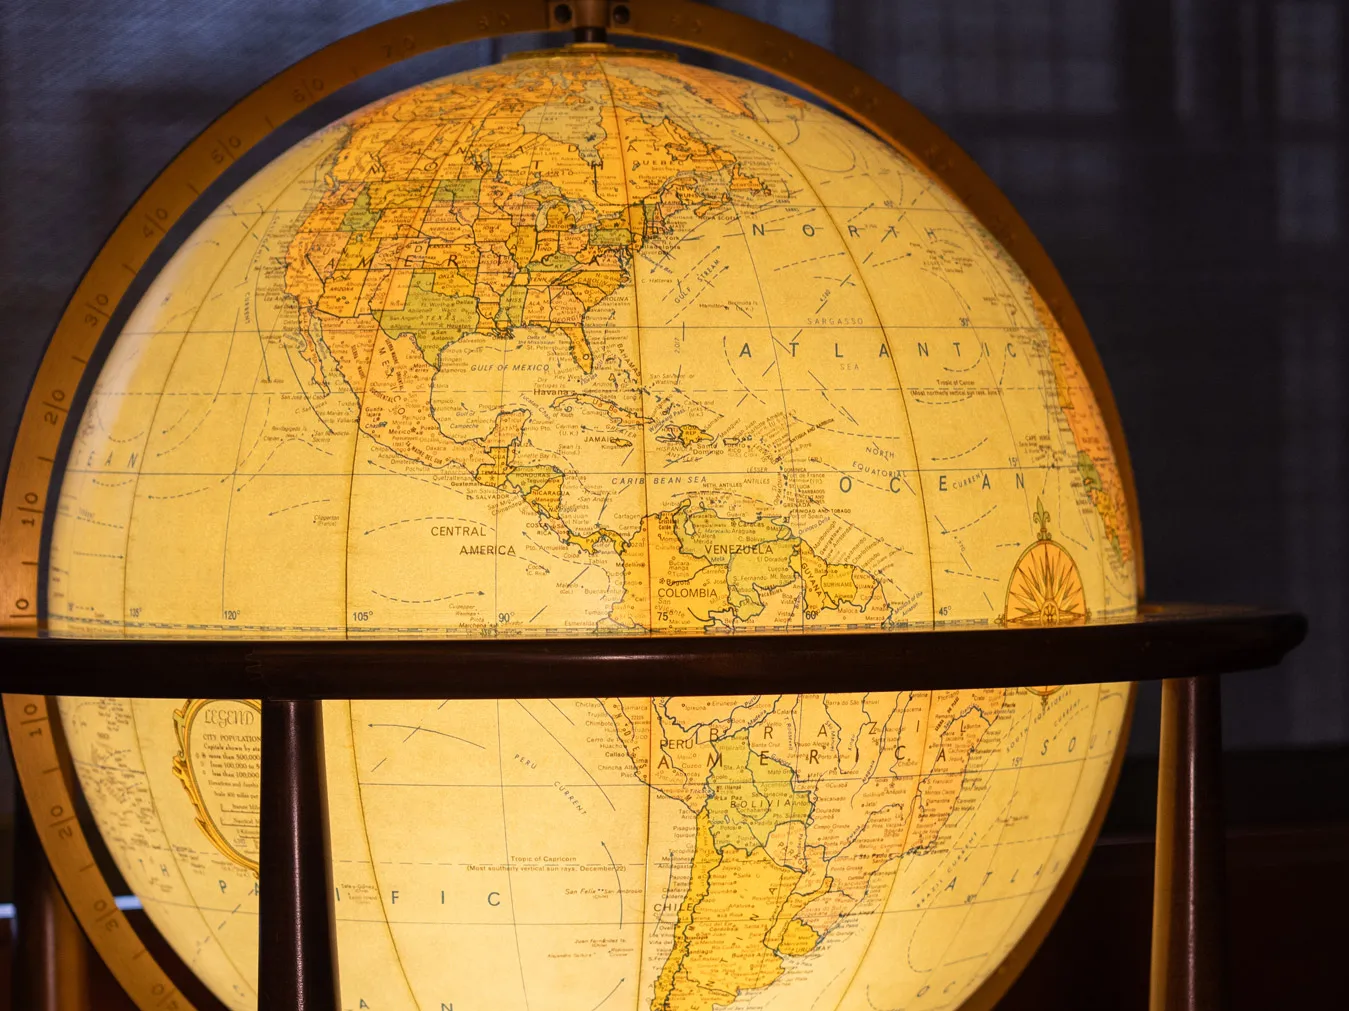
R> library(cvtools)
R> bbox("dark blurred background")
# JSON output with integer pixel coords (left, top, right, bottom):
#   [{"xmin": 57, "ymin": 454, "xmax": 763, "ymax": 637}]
[{"xmin": 0, "ymin": 0, "xmax": 1345, "ymax": 1007}]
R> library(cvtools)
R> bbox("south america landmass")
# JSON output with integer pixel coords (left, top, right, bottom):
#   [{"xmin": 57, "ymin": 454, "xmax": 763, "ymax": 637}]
[{"xmin": 603, "ymin": 691, "xmax": 1008, "ymax": 1010}]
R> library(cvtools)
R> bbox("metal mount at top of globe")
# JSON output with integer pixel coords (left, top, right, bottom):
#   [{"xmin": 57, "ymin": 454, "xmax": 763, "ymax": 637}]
[
  {"xmin": 0, "ymin": 3, "xmax": 1305, "ymax": 1011},
  {"xmin": 547, "ymin": 0, "xmax": 634, "ymax": 44},
  {"xmin": 500, "ymin": 0, "xmax": 698, "ymax": 47}
]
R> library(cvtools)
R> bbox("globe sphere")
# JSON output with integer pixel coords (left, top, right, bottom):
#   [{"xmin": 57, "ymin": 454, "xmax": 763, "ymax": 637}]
[{"xmin": 48, "ymin": 51, "xmax": 1135, "ymax": 1010}]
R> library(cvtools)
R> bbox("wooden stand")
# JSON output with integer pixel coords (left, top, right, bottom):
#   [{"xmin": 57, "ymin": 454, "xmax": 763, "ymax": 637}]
[
  {"xmin": 1151, "ymin": 675, "xmax": 1228, "ymax": 1011},
  {"xmin": 11, "ymin": 799, "xmax": 90, "ymax": 1011},
  {"xmin": 257, "ymin": 699, "xmax": 338, "ymax": 1010}
]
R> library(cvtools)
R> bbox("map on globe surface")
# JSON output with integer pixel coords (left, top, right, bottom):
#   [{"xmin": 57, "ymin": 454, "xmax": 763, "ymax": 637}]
[
  {"xmin": 60, "ymin": 687, "xmax": 1130, "ymax": 1011},
  {"xmin": 48, "ymin": 52, "xmax": 1134, "ymax": 638},
  {"xmin": 46, "ymin": 52, "xmax": 1135, "ymax": 1011}
]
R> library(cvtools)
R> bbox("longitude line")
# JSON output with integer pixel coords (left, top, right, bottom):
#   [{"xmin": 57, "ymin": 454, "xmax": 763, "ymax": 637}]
[
  {"xmin": 343, "ymin": 699, "xmax": 422, "ymax": 1008},
  {"xmin": 217, "ymin": 318, "xmax": 263, "ymax": 620},
  {"xmin": 112, "ymin": 137, "xmax": 341, "ymax": 632},
  {"xmin": 902, "ymin": 691, "xmax": 1040, "ymax": 1005},
  {"xmin": 944, "ymin": 685, "xmax": 1107, "ymax": 1004},
  {"xmin": 126, "ymin": 704, "xmax": 258, "ymax": 997},
  {"xmin": 955, "ymin": 210, "xmax": 1128, "ymax": 606},
  {"xmin": 724, "ymin": 82, "xmax": 936, "ymax": 625},
  {"xmin": 495, "ymin": 700, "xmax": 533, "ymax": 1009},
  {"xmin": 337, "ymin": 86, "xmax": 503, "ymax": 1010},
  {"xmin": 339, "ymin": 89, "xmax": 499, "ymax": 642},
  {"xmin": 938, "ymin": 213, "xmax": 1045, "ymax": 534},
  {"xmin": 707, "ymin": 121, "xmax": 807, "ymax": 629},
  {"xmin": 593, "ymin": 56, "xmax": 656, "ymax": 1011},
  {"xmin": 825, "ymin": 689, "xmax": 936, "ymax": 1011}
]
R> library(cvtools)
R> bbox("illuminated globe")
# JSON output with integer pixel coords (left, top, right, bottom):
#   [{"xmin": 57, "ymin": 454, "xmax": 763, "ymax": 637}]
[{"xmin": 48, "ymin": 51, "xmax": 1136, "ymax": 1010}]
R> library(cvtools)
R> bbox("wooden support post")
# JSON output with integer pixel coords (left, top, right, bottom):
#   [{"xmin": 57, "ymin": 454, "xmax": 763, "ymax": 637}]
[
  {"xmin": 258, "ymin": 698, "xmax": 339, "ymax": 1010},
  {"xmin": 1151, "ymin": 675, "xmax": 1227, "ymax": 1011},
  {"xmin": 11, "ymin": 795, "xmax": 90, "ymax": 1011}
]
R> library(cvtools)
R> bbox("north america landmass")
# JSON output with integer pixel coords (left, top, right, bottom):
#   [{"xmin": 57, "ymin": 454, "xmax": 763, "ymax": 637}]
[{"xmin": 280, "ymin": 54, "xmax": 1131, "ymax": 637}]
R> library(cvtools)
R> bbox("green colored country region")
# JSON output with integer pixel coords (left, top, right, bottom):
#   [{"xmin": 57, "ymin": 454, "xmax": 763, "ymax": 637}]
[
  {"xmin": 375, "ymin": 272, "xmax": 480, "ymax": 365},
  {"xmin": 706, "ymin": 732, "xmax": 812, "ymax": 853},
  {"xmin": 505, "ymin": 465, "xmax": 567, "ymax": 519},
  {"xmin": 505, "ymin": 465, "xmax": 564, "ymax": 495},
  {"xmin": 590, "ymin": 225, "xmax": 632, "ymax": 246},
  {"xmin": 494, "ymin": 284, "xmax": 527, "ymax": 327},
  {"xmin": 434, "ymin": 178, "xmax": 483, "ymax": 203},
  {"xmin": 525, "ymin": 251, "xmax": 578, "ymax": 273},
  {"xmin": 1077, "ymin": 450, "xmax": 1103, "ymax": 494},
  {"xmin": 675, "ymin": 505, "xmax": 795, "ymax": 565},
  {"xmin": 340, "ymin": 189, "xmax": 380, "ymax": 231},
  {"xmin": 725, "ymin": 538, "xmax": 799, "ymax": 620}
]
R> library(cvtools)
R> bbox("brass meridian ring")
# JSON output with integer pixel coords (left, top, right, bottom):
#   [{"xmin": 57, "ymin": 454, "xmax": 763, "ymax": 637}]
[{"xmin": 1, "ymin": 2, "xmax": 1143, "ymax": 1009}]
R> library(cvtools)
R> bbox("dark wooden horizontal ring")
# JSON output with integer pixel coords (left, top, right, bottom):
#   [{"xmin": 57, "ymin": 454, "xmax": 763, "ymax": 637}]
[{"xmin": 0, "ymin": 603, "xmax": 1305, "ymax": 699}]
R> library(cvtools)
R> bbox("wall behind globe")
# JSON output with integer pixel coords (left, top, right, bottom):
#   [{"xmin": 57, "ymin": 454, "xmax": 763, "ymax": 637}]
[{"xmin": 0, "ymin": 0, "xmax": 1344, "ymax": 756}]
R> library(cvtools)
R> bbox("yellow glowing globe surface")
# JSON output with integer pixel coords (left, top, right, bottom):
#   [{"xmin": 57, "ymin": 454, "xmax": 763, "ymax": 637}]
[{"xmin": 49, "ymin": 53, "xmax": 1136, "ymax": 1010}]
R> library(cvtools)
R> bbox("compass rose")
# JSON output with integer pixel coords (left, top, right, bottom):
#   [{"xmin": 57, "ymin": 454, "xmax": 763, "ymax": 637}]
[{"xmin": 1004, "ymin": 499, "xmax": 1088, "ymax": 627}]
